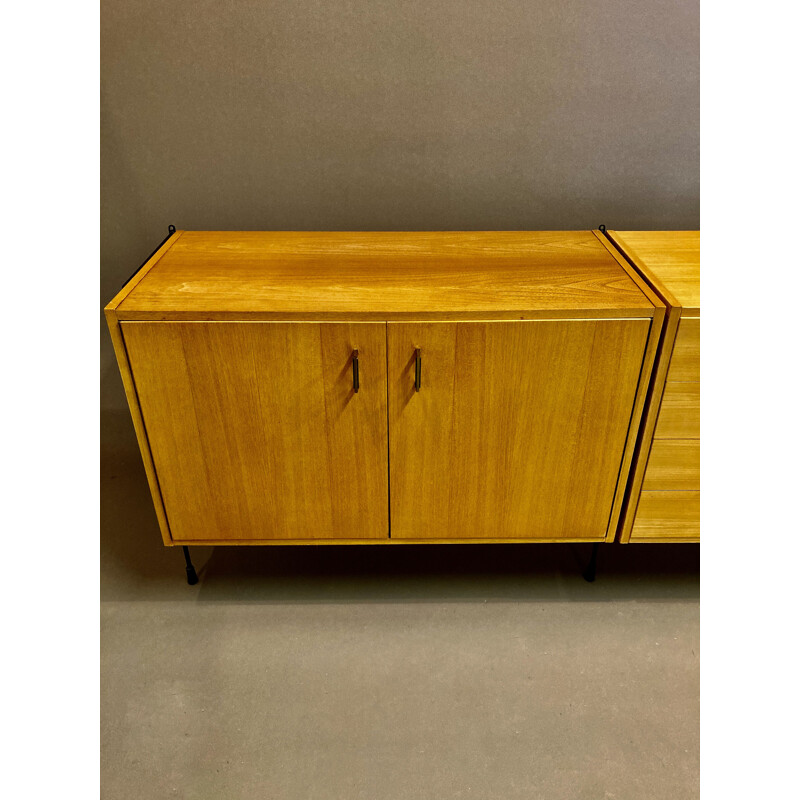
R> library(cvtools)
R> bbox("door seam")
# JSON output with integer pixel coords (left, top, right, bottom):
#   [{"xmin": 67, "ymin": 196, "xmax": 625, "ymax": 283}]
[{"xmin": 385, "ymin": 322, "xmax": 391, "ymax": 538}]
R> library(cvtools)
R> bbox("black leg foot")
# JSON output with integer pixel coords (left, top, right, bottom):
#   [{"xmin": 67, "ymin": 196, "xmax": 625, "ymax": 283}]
[
  {"xmin": 183, "ymin": 546, "xmax": 199, "ymax": 585},
  {"xmin": 583, "ymin": 543, "xmax": 599, "ymax": 582}
]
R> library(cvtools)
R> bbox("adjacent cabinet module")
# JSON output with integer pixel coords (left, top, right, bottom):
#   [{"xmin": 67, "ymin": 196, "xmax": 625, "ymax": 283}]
[
  {"xmin": 105, "ymin": 230, "xmax": 699, "ymax": 547},
  {"xmin": 609, "ymin": 231, "xmax": 701, "ymax": 543}
]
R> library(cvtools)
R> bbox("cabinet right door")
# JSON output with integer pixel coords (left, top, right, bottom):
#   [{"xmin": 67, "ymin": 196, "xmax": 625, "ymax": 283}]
[{"xmin": 387, "ymin": 320, "xmax": 650, "ymax": 540}]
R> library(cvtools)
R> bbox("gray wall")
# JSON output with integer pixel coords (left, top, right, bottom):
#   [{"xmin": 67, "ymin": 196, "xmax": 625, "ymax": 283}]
[{"xmin": 101, "ymin": 0, "xmax": 698, "ymax": 410}]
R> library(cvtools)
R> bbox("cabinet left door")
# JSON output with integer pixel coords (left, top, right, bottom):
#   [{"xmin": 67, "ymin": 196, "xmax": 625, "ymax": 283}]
[{"xmin": 122, "ymin": 322, "xmax": 389, "ymax": 542}]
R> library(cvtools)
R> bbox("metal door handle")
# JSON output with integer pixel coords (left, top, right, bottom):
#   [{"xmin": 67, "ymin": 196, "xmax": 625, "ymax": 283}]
[
  {"xmin": 414, "ymin": 348, "xmax": 421, "ymax": 392},
  {"xmin": 352, "ymin": 349, "xmax": 359, "ymax": 393}
]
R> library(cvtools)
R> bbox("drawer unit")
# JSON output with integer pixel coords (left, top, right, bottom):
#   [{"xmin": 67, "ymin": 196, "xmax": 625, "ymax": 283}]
[
  {"xmin": 106, "ymin": 230, "xmax": 664, "ymax": 559},
  {"xmin": 642, "ymin": 440, "xmax": 700, "ymax": 491},
  {"xmin": 610, "ymin": 231, "xmax": 700, "ymax": 543},
  {"xmin": 631, "ymin": 491, "xmax": 700, "ymax": 541},
  {"xmin": 668, "ymin": 317, "xmax": 700, "ymax": 382},
  {"xmin": 655, "ymin": 382, "xmax": 700, "ymax": 439}
]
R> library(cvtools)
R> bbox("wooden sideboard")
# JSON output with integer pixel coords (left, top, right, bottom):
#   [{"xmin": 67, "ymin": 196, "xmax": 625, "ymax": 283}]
[
  {"xmin": 609, "ymin": 231, "xmax": 700, "ymax": 543},
  {"xmin": 105, "ymin": 229, "xmax": 698, "ymax": 579}
]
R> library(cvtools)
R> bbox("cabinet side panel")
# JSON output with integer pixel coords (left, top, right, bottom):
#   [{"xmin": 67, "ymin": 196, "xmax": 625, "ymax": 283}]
[
  {"xmin": 603, "ymin": 308, "xmax": 664, "ymax": 541},
  {"xmin": 617, "ymin": 313, "xmax": 680, "ymax": 542},
  {"xmin": 104, "ymin": 309, "xmax": 174, "ymax": 545},
  {"xmin": 593, "ymin": 230, "xmax": 669, "ymax": 541}
]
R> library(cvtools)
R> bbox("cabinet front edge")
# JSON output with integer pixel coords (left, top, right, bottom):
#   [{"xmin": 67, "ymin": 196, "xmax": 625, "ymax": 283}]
[
  {"xmin": 105, "ymin": 230, "xmax": 185, "ymax": 312},
  {"xmin": 105, "ymin": 308, "xmax": 175, "ymax": 546},
  {"xmin": 114, "ymin": 308, "xmax": 656, "ymax": 322}
]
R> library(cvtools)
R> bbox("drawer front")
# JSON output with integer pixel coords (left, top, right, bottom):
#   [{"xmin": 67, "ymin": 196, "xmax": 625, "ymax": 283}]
[
  {"xmin": 643, "ymin": 439, "xmax": 700, "ymax": 491},
  {"xmin": 631, "ymin": 491, "xmax": 700, "ymax": 541},
  {"xmin": 655, "ymin": 382, "xmax": 699, "ymax": 439},
  {"xmin": 669, "ymin": 317, "xmax": 699, "ymax": 382}
]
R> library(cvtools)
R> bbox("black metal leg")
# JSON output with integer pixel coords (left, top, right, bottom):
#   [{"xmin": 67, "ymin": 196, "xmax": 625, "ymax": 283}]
[
  {"xmin": 183, "ymin": 546, "xmax": 199, "ymax": 585},
  {"xmin": 583, "ymin": 542, "xmax": 599, "ymax": 582}
]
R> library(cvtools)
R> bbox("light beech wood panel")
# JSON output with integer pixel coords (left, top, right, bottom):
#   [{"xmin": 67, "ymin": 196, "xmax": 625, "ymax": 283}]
[
  {"xmin": 655, "ymin": 382, "xmax": 700, "ymax": 439},
  {"xmin": 609, "ymin": 231, "xmax": 700, "ymax": 314},
  {"xmin": 610, "ymin": 286, "xmax": 681, "ymax": 543},
  {"xmin": 630, "ymin": 491, "xmax": 700, "ymax": 541},
  {"xmin": 643, "ymin": 440, "xmax": 700, "ymax": 490},
  {"xmin": 117, "ymin": 231, "xmax": 655, "ymax": 320},
  {"xmin": 388, "ymin": 319, "xmax": 650, "ymax": 541},
  {"xmin": 122, "ymin": 322, "xmax": 389, "ymax": 541},
  {"xmin": 669, "ymin": 317, "xmax": 699, "ymax": 381}
]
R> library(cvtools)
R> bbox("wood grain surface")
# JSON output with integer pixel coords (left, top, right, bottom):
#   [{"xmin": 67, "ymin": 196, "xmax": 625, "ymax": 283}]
[
  {"xmin": 387, "ymin": 319, "xmax": 650, "ymax": 540},
  {"xmin": 655, "ymin": 382, "xmax": 700, "ymax": 439},
  {"xmin": 609, "ymin": 230, "xmax": 700, "ymax": 543},
  {"xmin": 616, "ymin": 307, "xmax": 683, "ymax": 542},
  {"xmin": 668, "ymin": 316, "xmax": 700, "ymax": 382},
  {"xmin": 609, "ymin": 231, "xmax": 699, "ymax": 314},
  {"xmin": 630, "ymin": 491, "xmax": 700, "ymax": 541},
  {"xmin": 642, "ymin": 440, "xmax": 700, "ymax": 490},
  {"xmin": 122, "ymin": 322, "xmax": 389, "ymax": 541},
  {"xmin": 115, "ymin": 231, "xmax": 656, "ymax": 320}
]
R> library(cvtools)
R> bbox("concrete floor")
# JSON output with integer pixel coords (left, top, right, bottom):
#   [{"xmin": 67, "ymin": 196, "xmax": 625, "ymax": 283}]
[{"xmin": 101, "ymin": 408, "xmax": 699, "ymax": 799}]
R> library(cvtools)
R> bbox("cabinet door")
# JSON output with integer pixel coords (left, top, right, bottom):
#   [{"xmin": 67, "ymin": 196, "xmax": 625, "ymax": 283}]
[
  {"xmin": 122, "ymin": 322, "xmax": 388, "ymax": 542},
  {"xmin": 387, "ymin": 320, "xmax": 649, "ymax": 540}
]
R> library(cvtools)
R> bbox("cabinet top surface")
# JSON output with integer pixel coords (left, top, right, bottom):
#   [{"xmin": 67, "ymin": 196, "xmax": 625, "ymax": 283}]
[
  {"xmin": 611, "ymin": 231, "xmax": 700, "ymax": 315},
  {"xmin": 112, "ymin": 230, "xmax": 656, "ymax": 320}
]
